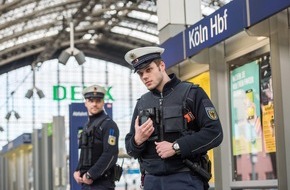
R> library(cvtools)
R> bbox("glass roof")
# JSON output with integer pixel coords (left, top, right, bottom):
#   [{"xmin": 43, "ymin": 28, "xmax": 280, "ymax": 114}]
[{"xmin": 0, "ymin": 0, "xmax": 232, "ymax": 74}]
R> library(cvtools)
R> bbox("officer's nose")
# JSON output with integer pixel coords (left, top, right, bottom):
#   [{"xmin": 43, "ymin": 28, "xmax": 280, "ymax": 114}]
[{"xmin": 142, "ymin": 72, "xmax": 149, "ymax": 81}]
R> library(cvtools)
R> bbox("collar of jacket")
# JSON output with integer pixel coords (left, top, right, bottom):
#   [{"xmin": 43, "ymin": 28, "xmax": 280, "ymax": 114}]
[
  {"xmin": 88, "ymin": 110, "xmax": 105, "ymax": 124},
  {"xmin": 151, "ymin": 73, "xmax": 181, "ymax": 96}
]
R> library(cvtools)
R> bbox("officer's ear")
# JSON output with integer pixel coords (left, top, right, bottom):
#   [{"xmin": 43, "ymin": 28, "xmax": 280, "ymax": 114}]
[{"xmin": 159, "ymin": 60, "xmax": 166, "ymax": 71}]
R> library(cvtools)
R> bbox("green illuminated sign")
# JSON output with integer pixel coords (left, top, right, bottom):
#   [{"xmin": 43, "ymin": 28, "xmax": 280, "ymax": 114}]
[{"xmin": 53, "ymin": 85, "xmax": 114, "ymax": 101}]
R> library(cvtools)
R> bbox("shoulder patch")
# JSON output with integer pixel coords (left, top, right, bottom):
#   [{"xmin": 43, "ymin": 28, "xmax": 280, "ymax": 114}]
[
  {"xmin": 108, "ymin": 135, "xmax": 116, "ymax": 145},
  {"xmin": 108, "ymin": 128, "xmax": 116, "ymax": 146},
  {"xmin": 205, "ymin": 107, "xmax": 218, "ymax": 120}
]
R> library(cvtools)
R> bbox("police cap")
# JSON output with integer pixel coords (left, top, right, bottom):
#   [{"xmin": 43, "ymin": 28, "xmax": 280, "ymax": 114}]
[
  {"xmin": 82, "ymin": 85, "xmax": 106, "ymax": 99},
  {"xmin": 124, "ymin": 46, "xmax": 164, "ymax": 72}
]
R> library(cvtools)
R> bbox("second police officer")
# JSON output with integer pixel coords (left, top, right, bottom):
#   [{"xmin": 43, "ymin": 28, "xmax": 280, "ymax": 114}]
[
  {"xmin": 73, "ymin": 85, "xmax": 120, "ymax": 190},
  {"xmin": 124, "ymin": 46, "xmax": 223, "ymax": 190}
]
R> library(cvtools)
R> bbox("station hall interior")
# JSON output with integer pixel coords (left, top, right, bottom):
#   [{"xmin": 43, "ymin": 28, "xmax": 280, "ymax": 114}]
[{"xmin": 1, "ymin": 0, "xmax": 290, "ymax": 190}]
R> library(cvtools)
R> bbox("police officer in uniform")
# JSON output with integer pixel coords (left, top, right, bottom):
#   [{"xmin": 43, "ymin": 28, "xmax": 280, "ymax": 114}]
[
  {"xmin": 124, "ymin": 47, "xmax": 223, "ymax": 190},
  {"xmin": 74, "ymin": 85, "xmax": 119, "ymax": 190}
]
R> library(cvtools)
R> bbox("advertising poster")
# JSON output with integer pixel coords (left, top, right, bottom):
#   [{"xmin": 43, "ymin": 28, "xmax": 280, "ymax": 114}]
[
  {"xmin": 188, "ymin": 71, "xmax": 215, "ymax": 182},
  {"xmin": 260, "ymin": 56, "xmax": 276, "ymax": 153},
  {"xmin": 262, "ymin": 104, "xmax": 275, "ymax": 152},
  {"xmin": 230, "ymin": 61, "xmax": 262, "ymax": 156}
]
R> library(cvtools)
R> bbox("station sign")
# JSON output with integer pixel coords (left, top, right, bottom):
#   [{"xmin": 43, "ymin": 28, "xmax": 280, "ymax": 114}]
[
  {"xmin": 161, "ymin": 0, "xmax": 247, "ymax": 68},
  {"xmin": 185, "ymin": 0, "xmax": 247, "ymax": 58}
]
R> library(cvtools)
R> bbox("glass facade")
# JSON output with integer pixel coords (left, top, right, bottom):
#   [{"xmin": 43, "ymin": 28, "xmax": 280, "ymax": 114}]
[{"xmin": 0, "ymin": 57, "xmax": 147, "ymax": 151}]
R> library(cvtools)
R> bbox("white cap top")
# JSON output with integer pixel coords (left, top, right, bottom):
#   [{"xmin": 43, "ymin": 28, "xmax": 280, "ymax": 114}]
[{"xmin": 124, "ymin": 46, "xmax": 164, "ymax": 72}]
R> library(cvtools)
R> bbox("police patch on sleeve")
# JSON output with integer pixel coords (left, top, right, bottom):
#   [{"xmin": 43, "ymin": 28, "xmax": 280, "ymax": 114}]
[
  {"xmin": 108, "ymin": 135, "xmax": 116, "ymax": 145},
  {"xmin": 205, "ymin": 107, "xmax": 218, "ymax": 120},
  {"xmin": 108, "ymin": 128, "xmax": 116, "ymax": 146}
]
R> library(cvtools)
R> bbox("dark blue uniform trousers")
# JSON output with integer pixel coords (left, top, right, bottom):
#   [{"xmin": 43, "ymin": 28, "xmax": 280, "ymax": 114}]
[
  {"xmin": 81, "ymin": 179, "xmax": 114, "ymax": 190},
  {"xmin": 144, "ymin": 171, "xmax": 205, "ymax": 190}
]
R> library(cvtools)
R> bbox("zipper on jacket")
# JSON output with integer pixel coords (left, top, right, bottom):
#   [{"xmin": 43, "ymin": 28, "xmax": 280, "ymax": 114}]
[{"xmin": 159, "ymin": 93, "xmax": 164, "ymax": 141}]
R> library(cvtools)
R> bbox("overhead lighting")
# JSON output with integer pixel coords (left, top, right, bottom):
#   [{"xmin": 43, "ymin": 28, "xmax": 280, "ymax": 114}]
[
  {"xmin": 25, "ymin": 65, "xmax": 45, "ymax": 99},
  {"xmin": 14, "ymin": 112, "xmax": 21, "ymax": 119},
  {"xmin": 58, "ymin": 50, "xmax": 70, "ymax": 65},
  {"xmin": 58, "ymin": 21, "xmax": 86, "ymax": 65},
  {"xmin": 25, "ymin": 89, "xmax": 34, "ymax": 99},
  {"xmin": 58, "ymin": 47, "xmax": 86, "ymax": 65},
  {"xmin": 5, "ymin": 110, "xmax": 20, "ymax": 120},
  {"xmin": 5, "ymin": 112, "xmax": 11, "ymax": 120},
  {"xmin": 25, "ymin": 88, "xmax": 45, "ymax": 99},
  {"xmin": 6, "ymin": 91, "xmax": 21, "ymax": 120},
  {"xmin": 36, "ymin": 88, "xmax": 45, "ymax": 99},
  {"xmin": 74, "ymin": 49, "xmax": 86, "ymax": 65}
]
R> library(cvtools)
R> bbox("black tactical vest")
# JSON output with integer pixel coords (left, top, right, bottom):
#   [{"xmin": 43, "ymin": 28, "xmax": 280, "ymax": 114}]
[
  {"xmin": 78, "ymin": 113, "xmax": 109, "ymax": 172},
  {"xmin": 138, "ymin": 82, "xmax": 193, "ymax": 141},
  {"xmin": 137, "ymin": 82, "xmax": 195, "ymax": 175}
]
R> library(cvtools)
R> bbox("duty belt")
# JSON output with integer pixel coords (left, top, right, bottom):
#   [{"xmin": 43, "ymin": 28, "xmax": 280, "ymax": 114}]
[{"xmin": 145, "ymin": 167, "xmax": 191, "ymax": 176}]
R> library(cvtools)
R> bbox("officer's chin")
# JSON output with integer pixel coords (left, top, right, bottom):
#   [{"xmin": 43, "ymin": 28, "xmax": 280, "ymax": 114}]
[
  {"xmin": 147, "ymin": 86, "xmax": 153, "ymax": 91},
  {"xmin": 146, "ymin": 84, "xmax": 154, "ymax": 91},
  {"xmin": 90, "ymin": 109, "xmax": 100, "ymax": 115}
]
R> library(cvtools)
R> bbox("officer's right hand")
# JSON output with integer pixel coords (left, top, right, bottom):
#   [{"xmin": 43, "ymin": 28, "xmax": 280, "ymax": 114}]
[
  {"xmin": 82, "ymin": 174, "xmax": 93, "ymax": 185},
  {"xmin": 73, "ymin": 171, "xmax": 83, "ymax": 184},
  {"xmin": 134, "ymin": 116, "xmax": 154, "ymax": 146}
]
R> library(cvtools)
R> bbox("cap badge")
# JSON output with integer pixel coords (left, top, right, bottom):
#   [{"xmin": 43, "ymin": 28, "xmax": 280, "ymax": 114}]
[
  {"xmin": 93, "ymin": 87, "xmax": 97, "ymax": 96},
  {"xmin": 130, "ymin": 53, "xmax": 136, "ymax": 59},
  {"xmin": 130, "ymin": 53, "xmax": 139, "ymax": 64}
]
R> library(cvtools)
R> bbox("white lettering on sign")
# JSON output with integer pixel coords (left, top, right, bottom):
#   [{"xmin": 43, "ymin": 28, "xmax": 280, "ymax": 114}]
[
  {"xmin": 72, "ymin": 111, "xmax": 87, "ymax": 117},
  {"xmin": 232, "ymin": 70, "xmax": 254, "ymax": 90},
  {"xmin": 189, "ymin": 25, "xmax": 208, "ymax": 48},
  {"xmin": 210, "ymin": 9, "xmax": 228, "ymax": 37},
  {"xmin": 188, "ymin": 9, "xmax": 228, "ymax": 49}
]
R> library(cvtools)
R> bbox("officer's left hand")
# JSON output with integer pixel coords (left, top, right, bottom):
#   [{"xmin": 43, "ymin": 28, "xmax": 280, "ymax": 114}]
[
  {"xmin": 155, "ymin": 141, "xmax": 175, "ymax": 159},
  {"xmin": 82, "ymin": 175, "xmax": 93, "ymax": 185},
  {"xmin": 73, "ymin": 171, "xmax": 83, "ymax": 184}
]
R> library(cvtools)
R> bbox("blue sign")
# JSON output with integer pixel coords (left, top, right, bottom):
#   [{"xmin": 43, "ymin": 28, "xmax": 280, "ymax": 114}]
[
  {"xmin": 249, "ymin": 0, "xmax": 290, "ymax": 26},
  {"xmin": 69, "ymin": 103, "xmax": 113, "ymax": 190},
  {"xmin": 161, "ymin": 32, "xmax": 184, "ymax": 69},
  {"xmin": 160, "ymin": 0, "xmax": 290, "ymax": 68},
  {"xmin": 185, "ymin": 0, "xmax": 247, "ymax": 58}
]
